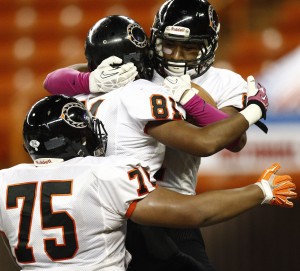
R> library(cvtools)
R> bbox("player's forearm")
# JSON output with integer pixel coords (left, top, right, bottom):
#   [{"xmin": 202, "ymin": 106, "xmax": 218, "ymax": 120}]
[
  {"xmin": 43, "ymin": 68, "xmax": 91, "ymax": 95},
  {"xmin": 183, "ymin": 94, "xmax": 229, "ymax": 126},
  {"xmin": 220, "ymin": 106, "xmax": 247, "ymax": 152},
  {"xmin": 183, "ymin": 96, "xmax": 247, "ymax": 152},
  {"xmin": 147, "ymin": 116, "xmax": 249, "ymax": 157},
  {"xmin": 198, "ymin": 114, "xmax": 249, "ymax": 156},
  {"xmin": 187, "ymin": 114, "xmax": 249, "ymax": 156},
  {"xmin": 226, "ymin": 133, "xmax": 247, "ymax": 152},
  {"xmin": 131, "ymin": 185, "xmax": 264, "ymax": 228},
  {"xmin": 68, "ymin": 63, "xmax": 89, "ymax": 72},
  {"xmin": 190, "ymin": 184, "xmax": 264, "ymax": 227}
]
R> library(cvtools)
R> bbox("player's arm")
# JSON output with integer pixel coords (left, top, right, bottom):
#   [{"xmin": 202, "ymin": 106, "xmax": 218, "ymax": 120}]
[
  {"xmin": 163, "ymin": 75, "xmax": 267, "ymax": 152},
  {"xmin": 132, "ymin": 184, "xmax": 262, "ymax": 227},
  {"xmin": 146, "ymin": 115, "xmax": 248, "ymax": 157},
  {"xmin": 43, "ymin": 67, "xmax": 91, "ymax": 95},
  {"xmin": 163, "ymin": 74, "xmax": 230, "ymax": 127},
  {"xmin": 220, "ymin": 105, "xmax": 247, "ymax": 152},
  {"xmin": 43, "ymin": 56, "xmax": 137, "ymax": 95},
  {"xmin": 68, "ymin": 63, "xmax": 89, "ymax": 72},
  {"xmin": 131, "ymin": 163, "xmax": 297, "ymax": 228},
  {"xmin": 146, "ymin": 84, "xmax": 267, "ymax": 157}
]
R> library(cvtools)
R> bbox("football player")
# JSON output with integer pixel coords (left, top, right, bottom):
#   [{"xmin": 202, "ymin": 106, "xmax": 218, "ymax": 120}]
[
  {"xmin": 0, "ymin": 95, "xmax": 296, "ymax": 271},
  {"xmin": 131, "ymin": 0, "xmax": 249, "ymax": 269},
  {"xmin": 43, "ymin": 12, "xmax": 269, "ymax": 271}
]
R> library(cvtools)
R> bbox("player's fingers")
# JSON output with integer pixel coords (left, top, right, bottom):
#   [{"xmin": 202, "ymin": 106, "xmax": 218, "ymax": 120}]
[
  {"xmin": 280, "ymin": 181, "xmax": 297, "ymax": 190},
  {"xmin": 119, "ymin": 73, "xmax": 138, "ymax": 85},
  {"xmin": 118, "ymin": 67, "xmax": 138, "ymax": 80},
  {"xmin": 100, "ymin": 56, "xmax": 123, "ymax": 67},
  {"xmin": 273, "ymin": 174, "xmax": 293, "ymax": 185},
  {"xmin": 260, "ymin": 163, "xmax": 281, "ymax": 180},
  {"xmin": 271, "ymin": 196, "xmax": 294, "ymax": 208},
  {"xmin": 247, "ymin": 75, "xmax": 255, "ymax": 85},
  {"xmin": 181, "ymin": 74, "xmax": 191, "ymax": 84},
  {"xmin": 275, "ymin": 188, "xmax": 297, "ymax": 198},
  {"xmin": 270, "ymin": 163, "xmax": 281, "ymax": 173},
  {"xmin": 120, "ymin": 62, "xmax": 136, "ymax": 72},
  {"xmin": 247, "ymin": 75, "xmax": 258, "ymax": 96}
]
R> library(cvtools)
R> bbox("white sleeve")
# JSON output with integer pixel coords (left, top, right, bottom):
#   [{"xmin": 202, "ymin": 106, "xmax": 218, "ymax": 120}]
[
  {"xmin": 194, "ymin": 68, "xmax": 247, "ymax": 110},
  {"xmin": 92, "ymin": 163, "xmax": 155, "ymax": 217},
  {"xmin": 217, "ymin": 78, "xmax": 247, "ymax": 110}
]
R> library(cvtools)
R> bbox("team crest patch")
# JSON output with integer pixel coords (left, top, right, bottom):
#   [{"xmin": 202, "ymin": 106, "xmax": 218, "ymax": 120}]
[
  {"xmin": 60, "ymin": 102, "xmax": 87, "ymax": 128},
  {"xmin": 127, "ymin": 23, "xmax": 148, "ymax": 48}
]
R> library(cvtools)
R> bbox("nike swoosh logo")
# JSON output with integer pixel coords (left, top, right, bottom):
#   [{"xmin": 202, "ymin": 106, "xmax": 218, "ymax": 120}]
[
  {"xmin": 167, "ymin": 78, "xmax": 178, "ymax": 84},
  {"xmin": 261, "ymin": 95, "xmax": 267, "ymax": 100},
  {"xmin": 100, "ymin": 70, "xmax": 119, "ymax": 79}
]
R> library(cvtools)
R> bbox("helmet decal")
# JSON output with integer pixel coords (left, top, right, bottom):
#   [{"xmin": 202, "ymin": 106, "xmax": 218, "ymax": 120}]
[
  {"xmin": 29, "ymin": 140, "xmax": 40, "ymax": 151},
  {"xmin": 208, "ymin": 5, "xmax": 219, "ymax": 33},
  {"xmin": 60, "ymin": 102, "xmax": 87, "ymax": 128},
  {"xmin": 127, "ymin": 23, "xmax": 148, "ymax": 48},
  {"xmin": 164, "ymin": 26, "xmax": 190, "ymax": 38}
]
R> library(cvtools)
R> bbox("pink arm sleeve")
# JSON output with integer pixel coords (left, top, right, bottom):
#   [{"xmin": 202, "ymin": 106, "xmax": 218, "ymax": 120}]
[
  {"xmin": 43, "ymin": 68, "xmax": 91, "ymax": 96},
  {"xmin": 182, "ymin": 94, "xmax": 229, "ymax": 126},
  {"xmin": 183, "ymin": 94, "xmax": 245, "ymax": 151}
]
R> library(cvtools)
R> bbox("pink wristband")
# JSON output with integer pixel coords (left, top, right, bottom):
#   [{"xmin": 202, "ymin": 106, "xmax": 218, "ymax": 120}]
[
  {"xmin": 182, "ymin": 94, "xmax": 229, "ymax": 126},
  {"xmin": 43, "ymin": 68, "xmax": 91, "ymax": 96}
]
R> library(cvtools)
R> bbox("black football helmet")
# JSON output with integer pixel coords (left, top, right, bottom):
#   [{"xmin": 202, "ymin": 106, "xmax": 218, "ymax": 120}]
[
  {"xmin": 85, "ymin": 15, "xmax": 153, "ymax": 80},
  {"xmin": 150, "ymin": 0, "xmax": 220, "ymax": 79},
  {"xmin": 23, "ymin": 95, "xmax": 107, "ymax": 165}
]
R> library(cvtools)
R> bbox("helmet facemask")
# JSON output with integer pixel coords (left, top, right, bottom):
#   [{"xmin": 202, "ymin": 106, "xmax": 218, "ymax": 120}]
[
  {"xmin": 150, "ymin": 0, "xmax": 220, "ymax": 79},
  {"xmin": 92, "ymin": 117, "xmax": 107, "ymax": 157},
  {"xmin": 153, "ymin": 33, "xmax": 218, "ymax": 79}
]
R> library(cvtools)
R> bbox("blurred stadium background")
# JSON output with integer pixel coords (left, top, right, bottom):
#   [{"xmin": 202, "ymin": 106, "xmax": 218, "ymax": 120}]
[{"xmin": 0, "ymin": 0, "xmax": 299, "ymax": 270}]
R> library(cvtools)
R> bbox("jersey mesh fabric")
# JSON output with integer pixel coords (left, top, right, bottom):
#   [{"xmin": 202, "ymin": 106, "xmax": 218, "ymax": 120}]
[{"xmin": 0, "ymin": 156, "xmax": 153, "ymax": 271}]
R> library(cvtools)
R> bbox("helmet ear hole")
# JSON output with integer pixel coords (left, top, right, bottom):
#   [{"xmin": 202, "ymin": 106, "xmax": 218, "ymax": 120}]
[
  {"xmin": 150, "ymin": 0, "xmax": 219, "ymax": 79},
  {"xmin": 23, "ymin": 95, "xmax": 107, "ymax": 164}
]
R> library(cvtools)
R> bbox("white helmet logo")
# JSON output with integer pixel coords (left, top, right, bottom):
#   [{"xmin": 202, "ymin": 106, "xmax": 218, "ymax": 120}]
[
  {"xmin": 127, "ymin": 23, "xmax": 148, "ymax": 48},
  {"xmin": 60, "ymin": 102, "xmax": 87, "ymax": 128}
]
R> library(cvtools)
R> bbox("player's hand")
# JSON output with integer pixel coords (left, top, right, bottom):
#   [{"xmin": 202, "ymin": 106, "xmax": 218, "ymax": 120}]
[
  {"xmin": 163, "ymin": 74, "xmax": 198, "ymax": 105},
  {"xmin": 89, "ymin": 56, "xmax": 138, "ymax": 93},
  {"xmin": 247, "ymin": 75, "xmax": 269, "ymax": 120},
  {"xmin": 255, "ymin": 163, "xmax": 297, "ymax": 208}
]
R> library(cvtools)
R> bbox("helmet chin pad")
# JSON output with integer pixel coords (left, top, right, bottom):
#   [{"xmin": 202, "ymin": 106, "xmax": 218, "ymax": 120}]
[
  {"xmin": 166, "ymin": 61, "xmax": 185, "ymax": 75},
  {"xmin": 163, "ymin": 61, "xmax": 198, "ymax": 78}
]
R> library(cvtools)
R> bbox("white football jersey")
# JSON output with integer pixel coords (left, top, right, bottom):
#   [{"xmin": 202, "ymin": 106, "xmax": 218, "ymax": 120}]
[
  {"xmin": 0, "ymin": 156, "xmax": 155, "ymax": 271},
  {"xmin": 152, "ymin": 67, "xmax": 247, "ymax": 194},
  {"xmin": 77, "ymin": 79, "xmax": 183, "ymax": 183}
]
